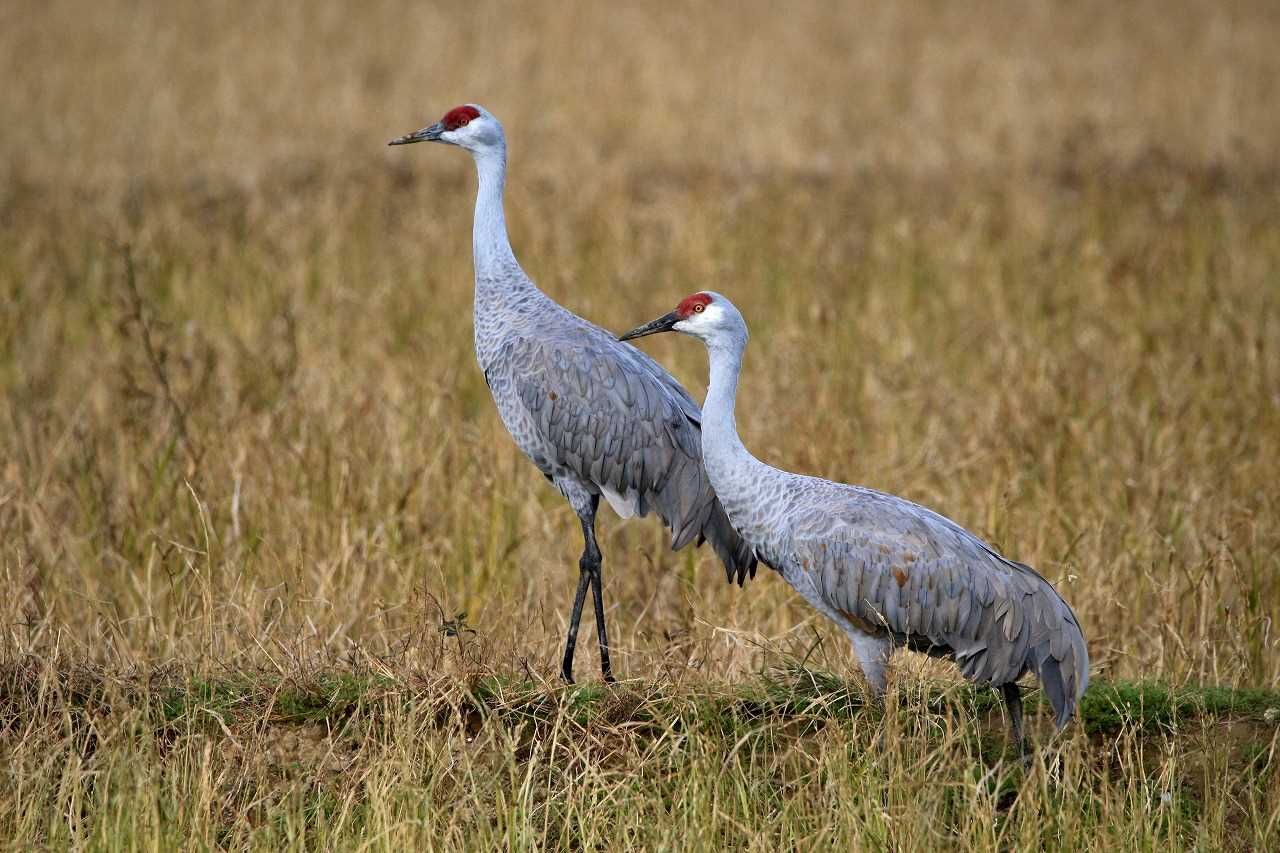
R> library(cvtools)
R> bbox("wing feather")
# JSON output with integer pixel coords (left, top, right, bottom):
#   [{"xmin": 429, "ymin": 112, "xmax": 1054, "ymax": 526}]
[
  {"xmin": 501, "ymin": 331, "xmax": 755, "ymax": 581},
  {"xmin": 781, "ymin": 481, "xmax": 1088, "ymax": 723}
]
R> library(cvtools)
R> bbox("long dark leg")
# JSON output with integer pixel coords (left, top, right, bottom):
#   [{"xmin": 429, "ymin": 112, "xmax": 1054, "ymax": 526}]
[
  {"xmin": 1000, "ymin": 682, "xmax": 1026, "ymax": 756},
  {"xmin": 588, "ymin": 527, "xmax": 614, "ymax": 683},
  {"xmin": 560, "ymin": 567, "xmax": 591, "ymax": 683},
  {"xmin": 561, "ymin": 496, "xmax": 611, "ymax": 683}
]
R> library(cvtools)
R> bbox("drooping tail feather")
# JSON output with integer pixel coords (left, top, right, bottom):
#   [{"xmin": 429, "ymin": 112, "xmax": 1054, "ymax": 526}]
[
  {"xmin": 701, "ymin": 497, "xmax": 757, "ymax": 586},
  {"xmin": 1030, "ymin": 619, "xmax": 1089, "ymax": 728},
  {"xmin": 640, "ymin": 440, "xmax": 757, "ymax": 586}
]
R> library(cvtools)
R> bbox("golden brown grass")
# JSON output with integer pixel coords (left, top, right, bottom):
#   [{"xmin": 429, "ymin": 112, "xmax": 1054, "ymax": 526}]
[{"xmin": 2, "ymin": 0, "xmax": 1279, "ymax": 848}]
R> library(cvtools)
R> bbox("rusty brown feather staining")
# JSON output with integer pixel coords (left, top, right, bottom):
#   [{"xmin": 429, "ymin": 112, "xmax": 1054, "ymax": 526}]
[
  {"xmin": 836, "ymin": 608, "xmax": 881, "ymax": 637},
  {"xmin": 549, "ymin": 391, "xmax": 557, "ymax": 400},
  {"xmin": 878, "ymin": 543, "xmax": 892, "ymax": 555},
  {"xmin": 902, "ymin": 552, "xmax": 918, "ymax": 563},
  {"xmin": 892, "ymin": 566, "xmax": 909, "ymax": 587}
]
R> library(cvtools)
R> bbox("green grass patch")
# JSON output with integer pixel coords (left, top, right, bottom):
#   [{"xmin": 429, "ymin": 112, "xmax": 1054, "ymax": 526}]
[{"xmin": 1078, "ymin": 680, "xmax": 1280, "ymax": 735}]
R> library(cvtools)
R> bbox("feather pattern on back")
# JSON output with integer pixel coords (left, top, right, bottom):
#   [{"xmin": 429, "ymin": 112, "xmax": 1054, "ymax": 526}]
[
  {"xmin": 479, "ymin": 289, "xmax": 757, "ymax": 584},
  {"xmin": 730, "ymin": 475, "xmax": 1089, "ymax": 726}
]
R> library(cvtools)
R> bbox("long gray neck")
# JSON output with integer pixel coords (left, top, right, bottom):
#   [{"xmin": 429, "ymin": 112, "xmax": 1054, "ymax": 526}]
[
  {"xmin": 471, "ymin": 146, "xmax": 530, "ymax": 292},
  {"xmin": 700, "ymin": 334, "xmax": 760, "ymax": 489}
]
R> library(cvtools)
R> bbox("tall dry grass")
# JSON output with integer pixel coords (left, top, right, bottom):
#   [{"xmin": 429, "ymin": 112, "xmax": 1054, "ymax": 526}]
[{"xmin": 2, "ymin": 0, "xmax": 1279, "ymax": 848}]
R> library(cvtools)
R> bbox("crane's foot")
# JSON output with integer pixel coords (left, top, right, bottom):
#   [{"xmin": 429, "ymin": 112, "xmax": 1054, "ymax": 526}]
[
  {"xmin": 999, "ymin": 682, "xmax": 1029, "ymax": 761},
  {"xmin": 599, "ymin": 646, "xmax": 616, "ymax": 684}
]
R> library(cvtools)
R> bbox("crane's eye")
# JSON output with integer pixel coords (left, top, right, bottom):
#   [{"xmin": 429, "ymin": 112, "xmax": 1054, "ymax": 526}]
[
  {"xmin": 457, "ymin": 117, "xmax": 470, "ymax": 127},
  {"xmin": 693, "ymin": 304, "xmax": 704, "ymax": 313}
]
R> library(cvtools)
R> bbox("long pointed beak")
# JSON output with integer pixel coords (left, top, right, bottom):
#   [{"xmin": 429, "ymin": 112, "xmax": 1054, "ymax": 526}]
[
  {"xmin": 388, "ymin": 121, "xmax": 445, "ymax": 145},
  {"xmin": 619, "ymin": 311, "xmax": 679, "ymax": 342}
]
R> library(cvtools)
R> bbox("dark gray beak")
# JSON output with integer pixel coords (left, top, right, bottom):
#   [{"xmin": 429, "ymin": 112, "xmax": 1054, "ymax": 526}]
[
  {"xmin": 619, "ymin": 311, "xmax": 679, "ymax": 342},
  {"xmin": 388, "ymin": 121, "xmax": 445, "ymax": 146}
]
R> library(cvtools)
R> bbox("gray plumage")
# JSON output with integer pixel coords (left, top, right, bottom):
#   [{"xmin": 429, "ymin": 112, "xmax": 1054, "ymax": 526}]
[
  {"xmin": 620, "ymin": 292, "xmax": 1089, "ymax": 743},
  {"xmin": 390, "ymin": 106, "xmax": 754, "ymax": 683},
  {"xmin": 741, "ymin": 480, "xmax": 1087, "ymax": 729},
  {"xmin": 499, "ymin": 331, "xmax": 750, "ymax": 573}
]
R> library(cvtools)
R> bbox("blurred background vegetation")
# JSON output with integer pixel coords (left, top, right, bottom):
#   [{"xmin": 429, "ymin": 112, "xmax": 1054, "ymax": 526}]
[{"xmin": 1, "ymin": 1, "xmax": 1278, "ymax": 847}]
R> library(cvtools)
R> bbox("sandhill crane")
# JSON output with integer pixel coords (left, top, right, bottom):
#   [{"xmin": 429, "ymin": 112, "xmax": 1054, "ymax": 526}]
[
  {"xmin": 389, "ymin": 107, "xmax": 756, "ymax": 683},
  {"xmin": 621, "ymin": 292, "xmax": 1089, "ymax": 748}
]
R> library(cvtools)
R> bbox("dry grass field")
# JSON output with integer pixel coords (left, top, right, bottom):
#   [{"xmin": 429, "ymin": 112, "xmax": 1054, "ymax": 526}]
[{"xmin": 3, "ymin": 0, "xmax": 1280, "ymax": 848}]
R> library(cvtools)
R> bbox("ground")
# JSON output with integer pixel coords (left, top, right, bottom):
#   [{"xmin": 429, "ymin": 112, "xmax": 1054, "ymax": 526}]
[{"xmin": 2, "ymin": 1, "xmax": 1279, "ymax": 849}]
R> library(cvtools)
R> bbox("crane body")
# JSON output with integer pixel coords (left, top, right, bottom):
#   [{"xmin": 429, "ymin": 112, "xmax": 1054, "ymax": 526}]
[
  {"xmin": 390, "ymin": 107, "xmax": 755, "ymax": 683},
  {"xmin": 621, "ymin": 292, "xmax": 1089, "ymax": 747}
]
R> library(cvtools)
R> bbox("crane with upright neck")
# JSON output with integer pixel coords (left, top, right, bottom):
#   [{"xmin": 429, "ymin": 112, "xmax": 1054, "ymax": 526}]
[{"xmin": 389, "ymin": 106, "xmax": 756, "ymax": 683}]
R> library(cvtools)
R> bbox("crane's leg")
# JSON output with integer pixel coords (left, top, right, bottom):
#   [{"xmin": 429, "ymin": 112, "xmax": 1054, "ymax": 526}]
[
  {"xmin": 847, "ymin": 630, "xmax": 891, "ymax": 699},
  {"xmin": 560, "ymin": 565, "xmax": 591, "ymax": 684},
  {"xmin": 560, "ymin": 494, "xmax": 614, "ymax": 683},
  {"xmin": 999, "ymin": 682, "xmax": 1026, "ymax": 756}
]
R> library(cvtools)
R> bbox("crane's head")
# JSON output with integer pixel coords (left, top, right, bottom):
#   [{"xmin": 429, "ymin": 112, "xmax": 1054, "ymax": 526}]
[
  {"xmin": 619, "ymin": 291, "xmax": 747, "ymax": 347},
  {"xmin": 388, "ymin": 104, "xmax": 504, "ymax": 154}
]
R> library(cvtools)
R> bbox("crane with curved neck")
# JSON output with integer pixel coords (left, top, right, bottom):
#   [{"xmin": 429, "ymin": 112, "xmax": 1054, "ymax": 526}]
[{"xmin": 621, "ymin": 291, "xmax": 1089, "ymax": 750}]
